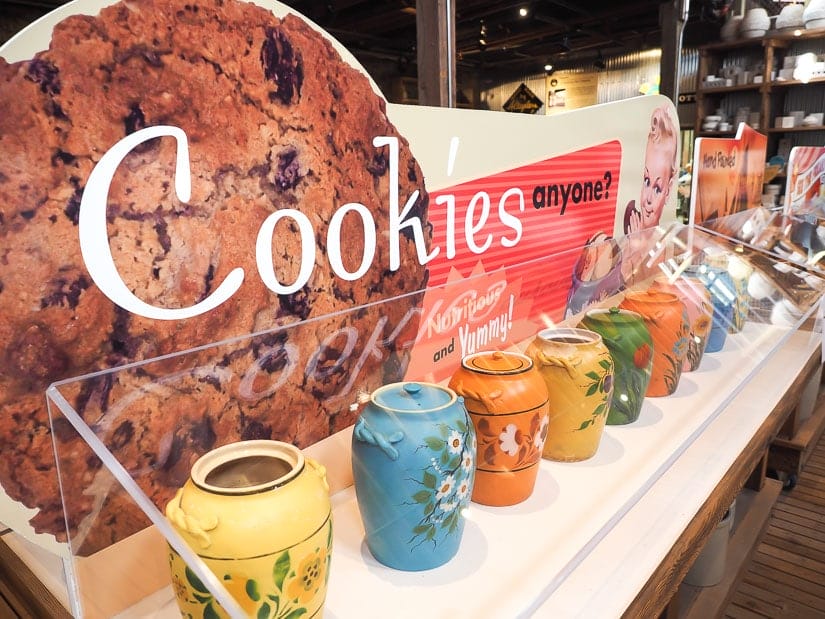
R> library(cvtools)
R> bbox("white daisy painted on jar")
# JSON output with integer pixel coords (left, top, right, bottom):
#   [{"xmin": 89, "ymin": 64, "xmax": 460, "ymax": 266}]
[
  {"xmin": 456, "ymin": 478, "xmax": 471, "ymax": 500},
  {"xmin": 461, "ymin": 452, "xmax": 473, "ymax": 473},
  {"xmin": 446, "ymin": 429, "xmax": 464, "ymax": 454},
  {"xmin": 499, "ymin": 423, "xmax": 519, "ymax": 456},
  {"xmin": 435, "ymin": 474, "xmax": 456, "ymax": 500},
  {"xmin": 439, "ymin": 500, "xmax": 457, "ymax": 513}
]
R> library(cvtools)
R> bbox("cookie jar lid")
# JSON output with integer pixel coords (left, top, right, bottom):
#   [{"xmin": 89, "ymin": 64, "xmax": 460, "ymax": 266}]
[
  {"xmin": 371, "ymin": 381, "xmax": 456, "ymax": 413},
  {"xmin": 623, "ymin": 289, "xmax": 679, "ymax": 305},
  {"xmin": 583, "ymin": 306, "xmax": 643, "ymax": 326},
  {"xmin": 461, "ymin": 350, "xmax": 533, "ymax": 375}
]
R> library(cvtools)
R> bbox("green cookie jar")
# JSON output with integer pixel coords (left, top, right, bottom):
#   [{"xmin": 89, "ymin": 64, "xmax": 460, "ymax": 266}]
[{"xmin": 579, "ymin": 307, "xmax": 653, "ymax": 425}]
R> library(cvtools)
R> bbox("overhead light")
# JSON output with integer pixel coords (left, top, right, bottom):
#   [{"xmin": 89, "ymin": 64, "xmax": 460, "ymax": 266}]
[
  {"xmin": 479, "ymin": 20, "xmax": 487, "ymax": 48},
  {"xmin": 519, "ymin": 7, "xmax": 528, "ymax": 17},
  {"xmin": 544, "ymin": 63, "xmax": 553, "ymax": 72}
]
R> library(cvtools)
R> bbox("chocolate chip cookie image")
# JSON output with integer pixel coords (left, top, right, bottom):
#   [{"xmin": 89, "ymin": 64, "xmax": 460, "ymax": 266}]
[{"xmin": 0, "ymin": 0, "xmax": 429, "ymax": 553}]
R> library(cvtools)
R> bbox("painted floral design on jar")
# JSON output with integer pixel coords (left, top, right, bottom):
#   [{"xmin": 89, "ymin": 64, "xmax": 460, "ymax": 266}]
[
  {"xmin": 651, "ymin": 275, "xmax": 714, "ymax": 372},
  {"xmin": 352, "ymin": 382, "xmax": 476, "ymax": 570},
  {"xmin": 165, "ymin": 440, "xmax": 332, "ymax": 619},
  {"xmin": 408, "ymin": 419, "xmax": 476, "ymax": 545},
  {"xmin": 619, "ymin": 289, "xmax": 689, "ymax": 397},
  {"xmin": 449, "ymin": 351, "xmax": 549, "ymax": 506},
  {"xmin": 579, "ymin": 307, "xmax": 653, "ymax": 425},
  {"xmin": 168, "ymin": 531, "xmax": 332, "ymax": 619},
  {"xmin": 525, "ymin": 328, "xmax": 614, "ymax": 461}
]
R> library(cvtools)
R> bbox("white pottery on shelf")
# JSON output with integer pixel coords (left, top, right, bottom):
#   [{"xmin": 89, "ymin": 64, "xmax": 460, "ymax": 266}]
[
  {"xmin": 683, "ymin": 500, "xmax": 735, "ymax": 587},
  {"xmin": 741, "ymin": 7, "xmax": 770, "ymax": 38},
  {"xmin": 776, "ymin": 3, "xmax": 805, "ymax": 31},
  {"xmin": 720, "ymin": 15, "xmax": 743, "ymax": 41},
  {"xmin": 804, "ymin": 0, "xmax": 825, "ymax": 29}
]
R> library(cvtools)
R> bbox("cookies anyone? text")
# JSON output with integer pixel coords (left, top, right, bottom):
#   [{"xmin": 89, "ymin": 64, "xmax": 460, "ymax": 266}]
[{"xmin": 79, "ymin": 127, "xmax": 430, "ymax": 319}]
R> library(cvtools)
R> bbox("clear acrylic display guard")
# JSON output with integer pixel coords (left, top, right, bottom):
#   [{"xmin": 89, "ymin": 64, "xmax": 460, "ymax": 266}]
[{"xmin": 45, "ymin": 221, "xmax": 825, "ymax": 618}]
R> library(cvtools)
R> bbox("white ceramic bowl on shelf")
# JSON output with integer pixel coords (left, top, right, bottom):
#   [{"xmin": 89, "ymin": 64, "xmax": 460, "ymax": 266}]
[
  {"xmin": 741, "ymin": 7, "xmax": 770, "ymax": 37},
  {"xmin": 804, "ymin": 0, "xmax": 825, "ymax": 29},
  {"xmin": 803, "ymin": 112, "xmax": 825, "ymax": 126},
  {"xmin": 776, "ymin": 4, "xmax": 805, "ymax": 31},
  {"xmin": 720, "ymin": 15, "xmax": 743, "ymax": 41}
]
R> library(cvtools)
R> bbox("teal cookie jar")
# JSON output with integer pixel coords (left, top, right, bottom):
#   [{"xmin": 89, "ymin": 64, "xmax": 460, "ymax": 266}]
[{"xmin": 351, "ymin": 381, "xmax": 476, "ymax": 571}]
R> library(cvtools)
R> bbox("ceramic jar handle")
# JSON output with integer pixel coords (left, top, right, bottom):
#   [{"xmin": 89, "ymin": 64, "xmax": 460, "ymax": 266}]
[
  {"xmin": 306, "ymin": 457, "xmax": 330, "ymax": 492},
  {"xmin": 533, "ymin": 351, "xmax": 580, "ymax": 379},
  {"xmin": 353, "ymin": 417, "xmax": 405, "ymax": 461},
  {"xmin": 165, "ymin": 488, "xmax": 218, "ymax": 549},
  {"xmin": 450, "ymin": 379, "xmax": 503, "ymax": 412}
]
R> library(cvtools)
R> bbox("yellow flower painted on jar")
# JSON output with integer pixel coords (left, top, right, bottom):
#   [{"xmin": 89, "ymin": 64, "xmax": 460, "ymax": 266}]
[
  {"xmin": 287, "ymin": 547, "xmax": 328, "ymax": 604},
  {"xmin": 694, "ymin": 313, "xmax": 712, "ymax": 335},
  {"xmin": 171, "ymin": 572, "xmax": 190, "ymax": 604},
  {"xmin": 221, "ymin": 575, "xmax": 261, "ymax": 616}
]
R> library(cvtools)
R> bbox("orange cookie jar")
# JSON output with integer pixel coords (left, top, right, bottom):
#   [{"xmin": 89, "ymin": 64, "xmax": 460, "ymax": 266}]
[
  {"xmin": 619, "ymin": 289, "xmax": 690, "ymax": 397},
  {"xmin": 449, "ymin": 351, "xmax": 549, "ymax": 506},
  {"xmin": 650, "ymin": 275, "xmax": 713, "ymax": 372},
  {"xmin": 525, "ymin": 328, "xmax": 614, "ymax": 462}
]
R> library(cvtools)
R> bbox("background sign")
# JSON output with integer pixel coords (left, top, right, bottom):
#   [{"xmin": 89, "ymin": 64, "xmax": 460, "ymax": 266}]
[
  {"xmin": 502, "ymin": 82, "xmax": 544, "ymax": 114},
  {"xmin": 784, "ymin": 146, "xmax": 825, "ymax": 217},
  {"xmin": 689, "ymin": 123, "xmax": 767, "ymax": 229}
]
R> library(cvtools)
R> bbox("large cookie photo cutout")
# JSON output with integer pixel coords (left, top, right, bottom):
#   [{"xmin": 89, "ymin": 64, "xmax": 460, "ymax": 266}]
[{"xmin": 0, "ymin": 0, "xmax": 430, "ymax": 554}]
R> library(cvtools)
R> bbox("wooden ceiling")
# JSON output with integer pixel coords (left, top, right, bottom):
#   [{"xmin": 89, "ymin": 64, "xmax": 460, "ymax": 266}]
[
  {"xmin": 4, "ymin": 0, "xmax": 784, "ymax": 77},
  {"xmin": 283, "ymin": 0, "xmax": 783, "ymax": 76}
]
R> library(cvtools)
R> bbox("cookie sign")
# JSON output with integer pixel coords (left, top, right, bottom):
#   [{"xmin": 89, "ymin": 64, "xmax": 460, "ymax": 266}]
[
  {"xmin": 1, "ymin": 0, "xmax": 678, "ymax": 565},
  {"xmin": 1, "ymin": 0, "xmax": 430, "ymax": 555},
  {"xmin": 79, "ymin": 127, "xmax": 432, "ymax": 319},
  {"xmin": 79, "ymin": 125, "xmax": 533, "ymax": 321}
]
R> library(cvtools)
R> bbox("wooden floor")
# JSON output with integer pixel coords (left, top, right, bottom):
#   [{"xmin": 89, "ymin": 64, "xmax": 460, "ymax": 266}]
[{"xmin": 724, "ymin": 434, "xmax": 825, "ymax": 618}]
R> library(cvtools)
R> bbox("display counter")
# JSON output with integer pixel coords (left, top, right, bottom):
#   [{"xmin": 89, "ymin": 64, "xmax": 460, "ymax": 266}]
[
  {"xmin": 3, "ymin": 326, "xmax": 820, "ymax": 618},
  {"xmin": 16, "ymin": 223, "xmax": 821, "ymax": 618},
  {"xmin": 322, "ymin": 325, "xmax": 816, "ymax": 618}
]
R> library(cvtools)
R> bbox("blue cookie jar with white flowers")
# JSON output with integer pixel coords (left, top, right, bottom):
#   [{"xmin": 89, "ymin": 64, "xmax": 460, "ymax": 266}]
[{"xmin": 351, "ymin": 381, "xmax": 476, "ymax": 571}]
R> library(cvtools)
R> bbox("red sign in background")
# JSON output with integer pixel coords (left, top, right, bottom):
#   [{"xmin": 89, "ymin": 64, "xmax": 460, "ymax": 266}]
[{"xmin": 408, "ymin": 140, "xmax": 622, "ymax": 383}]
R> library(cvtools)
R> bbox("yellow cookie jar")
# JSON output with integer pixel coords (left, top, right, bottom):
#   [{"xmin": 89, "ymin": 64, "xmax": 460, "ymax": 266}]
[
  {"xmin": 526, "ymin": 327, "xmax": 614, "ymax": 462},
  {"xmin": 165, "ymin": 440, "xmax": 332, "ymax": 619}
]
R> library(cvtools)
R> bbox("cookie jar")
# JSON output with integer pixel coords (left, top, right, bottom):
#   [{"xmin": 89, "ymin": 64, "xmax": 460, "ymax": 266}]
[
  {"xmin": 683, "ymin": 265, "xmax": 736, "ymax": 353},
  {"xmin": 525, "ymin": 327, "xmax": 614, "ymax": 462},
  {"xmin": 706, "ymin": 252, "xmax": 751, "ymax": 333},
  {"xmin": 650, "ymin": 275, "xmax": 713, "ymax": 372},
  {"xmin": 448, "ymin": 351, "xmax": 549, "ymax": 506},
  {"xmin": 351, "ymin": 382, "xmax": 476, "ymax": 571},
  {"xmin": 165, "ymin": 440, "xmax": 332, "ymax": 619},
  {"xmin": 579, "ymin": 308, "xmax": 653, "ymax": 425},
  {"xmin": 619, "ymin": 290, "xmax": 689, "ymax": 397}
]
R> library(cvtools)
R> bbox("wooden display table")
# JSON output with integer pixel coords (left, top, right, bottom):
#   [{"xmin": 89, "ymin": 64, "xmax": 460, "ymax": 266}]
[
  {"xmin": 544, "ymin": 329, "xmax": 821, "ymax": 618},
  {"xmin": 0, "ymin": 328, "xmax": 821, "ymax": 618}
]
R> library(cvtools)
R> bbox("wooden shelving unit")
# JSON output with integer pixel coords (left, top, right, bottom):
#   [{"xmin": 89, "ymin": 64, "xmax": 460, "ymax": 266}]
[
  {"xmin": 677, "ymin": 478, "xmax": 783, "ymax": 619},
  {"xmin": 770, "ymin": 354, "xmax": 825, "ymax": 479},
  {"xmin": 695, "ymin": 28, "xmax": 825, "ymax": 157},
  {"xmin": 623, "ymin": 340, "xmax": 823, "ymax": 619}
]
